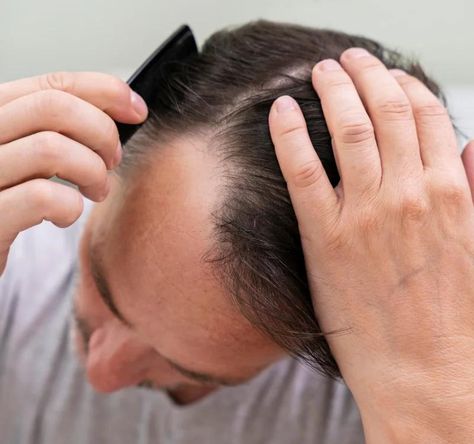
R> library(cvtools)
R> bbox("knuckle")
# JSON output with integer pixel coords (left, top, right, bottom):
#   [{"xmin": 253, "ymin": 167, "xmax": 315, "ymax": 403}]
[
  {"xmin": 376, "ymin": 98, "xmax": 413, "ymax": 121},
  {"xmin": 291, "ymin": 159, "xmax": 325, "ymax": 189},
  {"xmin": 398, "ymin": 192, "xmax": 429, "ymax": 221},
  {"xmin": 28, "ymin": 179, "xmax": 54, "ymax": 213},
  {"xmin": 39, "ymin": 72, "xmax": 74, "ymax": 93},
  {"xmin": 106, "ymin": 75, "xmax": 130, "ymax": 104},
  {"xmin": 99, "ymin": 116, "xmax": 119, "ymax": 151},
  {"xmin": 34, "ymin": 89, "xmax": 71, "ymax": 119},
  {"xmin": 84, "ymin": 155, "xmax": 108, "ymax": 189},
  {"xmin": 326, "ymin": 78, "xmax": 354, "ymax": 90},
  {"xmin": 413, "ymin": 103, "xmax": 449, "ymax": 120},
  {"xmin": 343, "ymin": 56, "xmax": 381, "ymax": 72},
  {"xmin": 338, "ymin": 114, "xmax": 375, "ymax": 145},
  {"xmin": 94, "ymin": 155, "xmax": 108, "ymax": 178},
  {"xmin": 33, "ymin": 131, "xmax": 63, "ymax": 162},
  {"xmin": 278, "ymin": 121, "xmax": 307, "ymax": 140},
  {"xmin": 395, "ymin": 74, "xmax": 417, "ymax": 87},
  {"xmin": 434, "ymin": 179, "xmax": 470, "ymax": 208},
  {"xmin": 360, "ymin": 59, "xmax": 382, "ymax": 72},
  {"xmin": 442, "ymin": 184, "xmax": 469, "ymax": 205}
]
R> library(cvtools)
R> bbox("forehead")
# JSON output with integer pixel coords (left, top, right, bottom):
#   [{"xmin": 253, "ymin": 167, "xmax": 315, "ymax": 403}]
[
  {"xmin": 105, "ymin": 136, "xmax": 226, "ymax": 323},
  {"xmin": 94, "ymin": 136, "xmax": 280, "ymax": 373}
]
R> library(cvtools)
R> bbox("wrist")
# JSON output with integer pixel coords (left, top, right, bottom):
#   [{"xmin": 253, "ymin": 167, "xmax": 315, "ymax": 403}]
[
  {"xmin": 355, "ymin": 375, "xmax": 474, "ymax": 443},
  {"xmin": 360, "ymin": 405, "xmax": 472, "ymax": 444}
]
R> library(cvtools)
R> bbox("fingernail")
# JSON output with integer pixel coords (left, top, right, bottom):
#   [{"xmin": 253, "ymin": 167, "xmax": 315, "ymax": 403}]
[
  {"xmin": 343, "ymin": 48, "xmax": 371, "ymax": 59},
  {"xmin": 275, "ymin": 95, "xmax": 297, "ymax": 113},
  {"xmin": 315, "ymin": 59, "xmax": 342, "ymax": 72},
  {"xmin": 130, "ymin": 90, "xmax": 148, "ymax": 119},
  {"xmin": 113, "ymin": 141, "xmax": 122, "ymax": 168},
  {"xmin": 389, "ymin": 69, "xmax": 407, "ymax": 78}
]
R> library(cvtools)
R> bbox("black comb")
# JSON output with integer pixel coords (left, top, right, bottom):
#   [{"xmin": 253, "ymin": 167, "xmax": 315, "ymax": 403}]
[{"xmin": 117, "ymin": 25, "xmax": 198, "ymax": 145}]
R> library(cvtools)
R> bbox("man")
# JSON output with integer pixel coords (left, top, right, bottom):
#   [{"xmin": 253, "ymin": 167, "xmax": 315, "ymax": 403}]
[{"xmin": 0, "ymin": 21, "xmax": 472, "ymax": 443}]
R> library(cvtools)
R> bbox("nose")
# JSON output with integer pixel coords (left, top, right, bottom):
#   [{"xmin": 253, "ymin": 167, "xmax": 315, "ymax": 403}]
[{"xmin": 86, "ymin": 323, "xmax": 153, "ymax": 393}]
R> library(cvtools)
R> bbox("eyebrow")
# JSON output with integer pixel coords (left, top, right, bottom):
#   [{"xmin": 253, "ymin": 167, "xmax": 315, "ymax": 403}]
[
  {"xmin": 89, "ymin": 243, "xmax": 134, "ymax": 328},
  {"xmin": 163, "ymin": 358, "xmax": 247, "ymax": 387},
  {"xmin": 87, "ymin": 242, "xmax": 248, "ymax": 387},
  {"xmin": 72, "ymin": 303, "xmax": 93, "ymax": 354}
]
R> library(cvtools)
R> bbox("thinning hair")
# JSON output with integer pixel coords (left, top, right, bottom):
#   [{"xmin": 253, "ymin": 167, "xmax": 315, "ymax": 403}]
[{"xmin": 117, "ymin": 20, "xmax": 443, "ymax": 378}]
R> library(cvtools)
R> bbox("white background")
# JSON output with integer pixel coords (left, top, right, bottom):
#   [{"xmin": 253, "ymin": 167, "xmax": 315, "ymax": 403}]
[{"xmin": 1, "ymin": 0, "xmax": 472, "ymax": 138}]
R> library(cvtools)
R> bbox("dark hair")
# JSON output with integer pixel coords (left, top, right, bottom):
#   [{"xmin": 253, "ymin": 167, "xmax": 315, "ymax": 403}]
[{"xmin": 118, "ymin": 20, "xmax": 443, "ymax": 378}]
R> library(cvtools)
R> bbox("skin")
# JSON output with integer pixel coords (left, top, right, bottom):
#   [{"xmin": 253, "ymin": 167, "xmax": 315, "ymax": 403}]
[
  {"xmin": 1, "ymin": 58, "xmax": 474, "ymax": 437},
  {"xmin": 269, "ymin": 48, "xmax": 474, "ymax": 442},
  {"xmin": 0, "ymin": 72, "xmax": 140, "ymax": 274},
  {"xmin": 0, "ymin": 72, "xmax": 284, "ymax": 405},
  {"xmin": 73, "ymin": 137, "xmax": 284, "ymax": 403}
]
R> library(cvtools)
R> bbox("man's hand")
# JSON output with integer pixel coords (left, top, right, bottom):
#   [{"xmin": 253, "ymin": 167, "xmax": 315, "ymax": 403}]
[
  {"xmin": 269, "ymin": 49, "xmax": 474, "ymax": 443},
  {"xmin": 0, "ymin": 72, "xmax": 148, "ymax": 275}
]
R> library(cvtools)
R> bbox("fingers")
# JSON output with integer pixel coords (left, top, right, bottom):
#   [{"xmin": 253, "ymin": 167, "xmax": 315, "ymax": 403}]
[
  {"xmin": 270, "ymin": 49, "xmax": 465, "ymax": 236},
  {"xmin": 0, "ymin": 90, "xmax": 121, "ymax": 170},
  {"xmin": 0, "ymin": 72, "xmax": 148, "ymax": 123},
  {"xmin": 339, "ymin": 48, "xmax": 423, "ymax": 181},
  {"xmin": 461, "ymin": 140, "xmax": 474, "ymax": 200},
  {"xmin": 311, "ymin": 59, "xmax": 382, "ymax": 199},
  {"xmin": 390, "ymin": 70, "xmax": 462, "ymax": 173},
  {"xmin": 0, "ymin": 179, "xmax": 84, "ymax": 247},
  {"xmin": 0, "ymin": 132, "xmax": 110, "ymax": 202},
  {"xmin": 269, "ymin": 95, "xmax": 338, "ymax": 233}
]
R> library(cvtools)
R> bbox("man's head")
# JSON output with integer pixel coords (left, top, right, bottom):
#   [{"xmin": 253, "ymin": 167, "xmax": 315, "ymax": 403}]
[{"xmin": 72, "ymin": 20, "xmax": 442, "ymax": 396}]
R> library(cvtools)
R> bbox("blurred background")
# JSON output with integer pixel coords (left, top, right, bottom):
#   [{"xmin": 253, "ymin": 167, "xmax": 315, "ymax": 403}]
[{"xmin": 1, "ymin": 0, "xmax": 472, "ymax": 141}]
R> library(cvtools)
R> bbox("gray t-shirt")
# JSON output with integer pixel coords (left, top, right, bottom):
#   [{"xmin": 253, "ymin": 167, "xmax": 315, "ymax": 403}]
[{"xmin": 0, "ymin": 201, "xmax": 364, "ymax": 444}]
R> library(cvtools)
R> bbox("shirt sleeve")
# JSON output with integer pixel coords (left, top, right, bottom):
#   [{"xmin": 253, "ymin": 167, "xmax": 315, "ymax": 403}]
[
  {"xmin": 0, "ymin": 233, "xmax": 25, "ymax": 351},
  {"xmin": 0, "ymin": 199, "xmax": 93, "ymax": 357}
]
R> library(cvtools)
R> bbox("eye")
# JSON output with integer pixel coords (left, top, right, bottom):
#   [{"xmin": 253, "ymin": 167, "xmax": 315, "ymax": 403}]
[{"xmin": 72, "ymin": 313, "xmax": 93, "ymax": 351}]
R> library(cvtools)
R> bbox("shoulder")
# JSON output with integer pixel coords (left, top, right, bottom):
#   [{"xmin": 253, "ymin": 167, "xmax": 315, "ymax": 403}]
[
  {"xmin": 218, "ymin": 357, "xmax": 363, "ymax": 443},
  {"xmin": 264, "ymin": 358, "xmax": 363, "ymax": 440}
]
